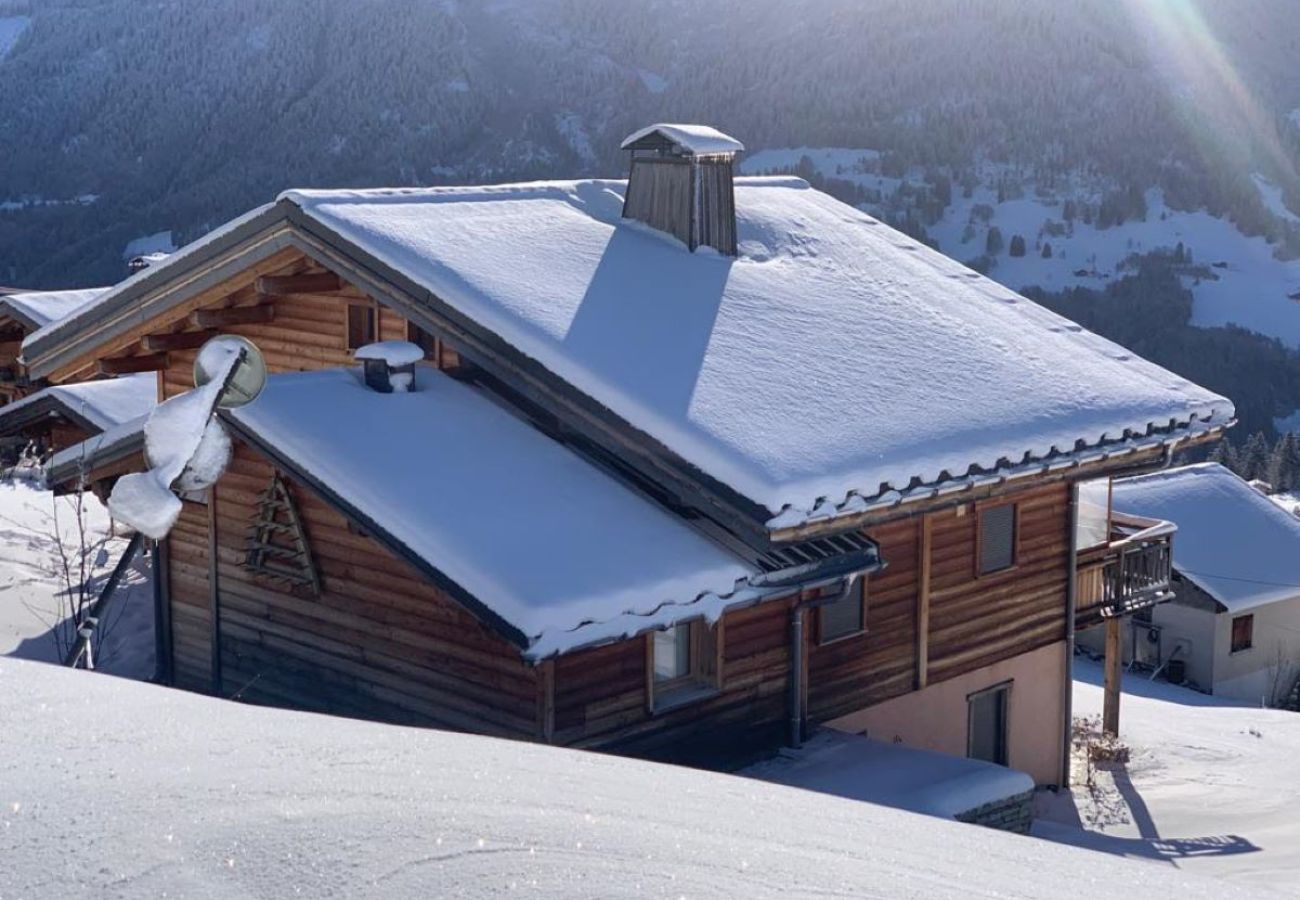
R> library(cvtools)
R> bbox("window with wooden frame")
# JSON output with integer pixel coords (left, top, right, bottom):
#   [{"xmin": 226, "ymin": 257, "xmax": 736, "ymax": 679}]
[
  {"xmin": 967, "ymin": 681, "xmax": 1011, "ymax": 767},
  {"xmin": 1231, "ymin": 614, "xmax": 1254, "ymax": 653},
  {"xmin": 346, "ymin": 303, "xmax": 377, "ymax": 350},
  {"xmin": 977, "ymin": 503, "xmax": 1017, "ymax": 575},
  {"xmin": 648, "ymin": 620, "xmax": 720, "ymax": 711},
  {"xmin": 405, "ymin": 321, "xmax": 439, "ymax": 360},
  {"xmin": 818, "ymin": 576, "xmax": 867, "ymax": 644}
]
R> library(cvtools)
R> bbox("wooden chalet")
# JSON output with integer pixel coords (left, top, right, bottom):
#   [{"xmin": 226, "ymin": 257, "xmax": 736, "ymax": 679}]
[{"xmin": 19, "ymin": 124, "xmax": 1233, "ymax": 786}]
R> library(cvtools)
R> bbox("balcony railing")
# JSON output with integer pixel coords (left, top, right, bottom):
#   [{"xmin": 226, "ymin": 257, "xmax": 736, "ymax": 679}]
[{"xmin": 1075, "ymin": 512, "xmax": 1176, "ymax": 630}]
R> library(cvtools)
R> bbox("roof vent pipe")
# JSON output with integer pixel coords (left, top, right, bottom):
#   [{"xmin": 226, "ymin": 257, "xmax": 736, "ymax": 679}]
[
  {"xmin": 354, "ymin": 341, "xmax": 423, "ymax": 394},
  {"xmin": 620, "ymin": 124, "xmax": 743, "ymax": 257}
]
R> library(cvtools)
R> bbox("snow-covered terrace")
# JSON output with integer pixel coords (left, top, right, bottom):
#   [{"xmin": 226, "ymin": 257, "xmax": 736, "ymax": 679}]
[
  {"xmin": 1113, "ymin": 463, "xmax": 1300, "ymax": 613},
  {"xmin": 228, "ymin": 367, "xmax": 762, "ymax": 658}
]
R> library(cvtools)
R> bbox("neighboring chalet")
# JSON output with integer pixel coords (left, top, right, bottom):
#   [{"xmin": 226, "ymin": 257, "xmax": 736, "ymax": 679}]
[
  {"xmin": 1085, "ymin": 464, "xmax": 1300, "ymax": 706},
  {"xmin": 14, "ymin": 125, "xmax": 1233, "ymax": 789},
  {"xmin": 0, "ymin": 288, "xmax": 106, "ymax": 404}
]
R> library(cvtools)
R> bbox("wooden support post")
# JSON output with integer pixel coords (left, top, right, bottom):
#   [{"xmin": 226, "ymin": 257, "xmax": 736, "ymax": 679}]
[
  {"xmin": 537, "ymin": 660, "xmax": 555, "ymax": 744},
  {"xmin": 916, "ymin": 514, "xmax": 933, "ymax": 690},
  {"xmin": 255, "ymin": 272, "xmax": 342, "ymax": 296},
  {"xmin": 1103, "ymin": 616, "xmax": 1123, "ymax": 737},
  {"xmin": 209, "ymin": 488, "xmax": 222, "ymax": 695},
  {"xmin": 142, "ymin": 329, "xmax": 219, "ymax": 352},
  {"xmin": 97, "ymin": 352, "xmax": 169, "ymax": 375},
  {"xmin": 190, "ymin": 304, "xmax": 275, "ymax": 328}
]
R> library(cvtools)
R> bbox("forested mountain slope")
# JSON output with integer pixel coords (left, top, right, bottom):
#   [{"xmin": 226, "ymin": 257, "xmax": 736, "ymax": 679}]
[{"xmin": 3, "ymin": 0, "xmax": 1300, "ymax": 289}]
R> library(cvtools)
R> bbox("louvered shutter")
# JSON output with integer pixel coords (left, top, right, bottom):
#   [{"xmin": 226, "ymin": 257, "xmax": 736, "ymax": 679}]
[{"xmin": 979, "ymin": 505, "xmax": 1016, "ymax": 574}]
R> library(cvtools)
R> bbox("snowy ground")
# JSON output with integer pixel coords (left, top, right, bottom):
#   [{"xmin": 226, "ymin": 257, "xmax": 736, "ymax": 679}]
[
  {"xmin": 1035, "ymin": 659, "xmax": 1300, "ymax": 896},
  {"xmin": 0, "ymin": 475, "xmax": 153, "ymax": 679},
  {"xmin": 0, "ymin": 658, "xmax": 1271, "ymax": 899}
]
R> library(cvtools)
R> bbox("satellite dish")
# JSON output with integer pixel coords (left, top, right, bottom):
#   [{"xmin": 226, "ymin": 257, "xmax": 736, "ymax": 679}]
[{"xmin": 194, "ymin": 335, "xmax": 267, "ymax": 408}]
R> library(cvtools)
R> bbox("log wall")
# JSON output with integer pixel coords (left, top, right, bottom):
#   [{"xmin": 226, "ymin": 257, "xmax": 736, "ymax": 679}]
[{"xmin": 167, "ymin": 443, "xmax": 540, "ymax": 738}]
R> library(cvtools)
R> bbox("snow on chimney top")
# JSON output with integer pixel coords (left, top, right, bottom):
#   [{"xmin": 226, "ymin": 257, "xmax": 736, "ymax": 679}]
[{"xmin": 621, "ymin": 124, "xmax": 742, "ymax": 256}]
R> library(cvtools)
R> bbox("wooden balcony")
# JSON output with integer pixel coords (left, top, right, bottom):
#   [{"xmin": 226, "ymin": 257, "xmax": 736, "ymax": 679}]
[{"xmin": 1075, "ymin": 512, "xmax": 1176, "ymax": 631}]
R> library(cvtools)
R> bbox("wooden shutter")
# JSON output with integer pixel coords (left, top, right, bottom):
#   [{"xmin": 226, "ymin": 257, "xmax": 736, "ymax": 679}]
[{"xmin": 979, "ymin": 505, "xmax": 1017, "ymax": 574}]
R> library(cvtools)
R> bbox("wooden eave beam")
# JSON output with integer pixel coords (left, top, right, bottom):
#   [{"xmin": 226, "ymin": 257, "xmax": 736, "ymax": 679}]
[
  {"xmin": 255, "ymin": 272, "xmax": 341, "ymax": 296},
  {"xmin": 97, "ymin": 352, "xmax": 169, "ymax": 375},
  {"xmin": 190, "ymin": 305, "xmax": 275, "ymax": 328},
  {"xmin": 141, "ymin": 329, "xmax": 219, "ymax": 352}
]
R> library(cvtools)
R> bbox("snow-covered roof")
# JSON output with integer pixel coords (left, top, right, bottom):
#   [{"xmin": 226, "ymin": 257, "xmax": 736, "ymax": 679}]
[
  {"xmin": 621, "ymin": 123, "xmax": 745, "ymax": 155},
  {"xmin": 1, "ymin": 657, "xmax": 1256, "ymax": 900},
  {"xmin": 744, "ymin": 730, "xmax": 1034, "ymax": 820},
  {"xmin": 0, "ymin": 287, "xmax": 106, "ymax": 332},
  {"xmin": 46, "ymin": 414, "xmax": 147, "ymax": 487},
  {"xmin": 0, "ymin": 373, "xmax": 155, "ymax": 434},
  {"xmin": 1113, "ymin": 463, "xmax": 1300, "ymax": 614},
  {"xmin": 229, "ymin": 367, "xmax": 760, "ymax": 657},
  {"xmin": 282, "ymin": 178, "xmax": 1232, "ymax": 530}
]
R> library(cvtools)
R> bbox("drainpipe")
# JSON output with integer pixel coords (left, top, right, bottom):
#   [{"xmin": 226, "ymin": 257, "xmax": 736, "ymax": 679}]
[
  {"xmin": 788, "ymin": 575, "xmax": 858, "ymax": 748},
  {"xmin": 1062, "ymin": 483, "xmax": 1079, "ymax": 789}
]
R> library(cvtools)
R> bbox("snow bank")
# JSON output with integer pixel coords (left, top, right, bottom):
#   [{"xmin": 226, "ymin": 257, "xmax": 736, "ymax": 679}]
[
  {"xmin": 230, "ymin": 367, "xmax": 757, "ymax": 656},
  {"xmin": 1112, "ymin": 463, "xmax": 1300, "ymax": 613},
  {"xmin": 0, "ymin": 482, "xmax": 153, "ymax": 679},
  {"xmin": 744, "ymin": 730, "xmax": 1034, "ymax": 819},
  {"xmin": 108, "ymin": 340, "xmax": 241, "ymax": 538},
  {"xmin": 1037, "ymin": 659, "xmax": 1300, "ymax": 896},
  {"xmin": 284, "ymin": 179, "xmax": 1230, "ymax": 528},
  {"xmin": 0, "ymin": 656, "xmax": 1267, "ymax": 899}
]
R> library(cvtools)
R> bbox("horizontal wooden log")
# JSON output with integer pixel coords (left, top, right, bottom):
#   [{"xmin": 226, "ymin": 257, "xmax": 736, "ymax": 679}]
[
  {"xmin": 190, "ymin": 304, "xmax": 275, "ymax": 328},
  {"xmin": 97, "ymin": 352, "xmax": 169, "ymax": 375},
  {"xmin": 142, "ymin": 329, "xmax": 219, "ymax": 352},
  {"xmin": 256, "ymin": 272, "xmax": 342, "ymax": 296}
]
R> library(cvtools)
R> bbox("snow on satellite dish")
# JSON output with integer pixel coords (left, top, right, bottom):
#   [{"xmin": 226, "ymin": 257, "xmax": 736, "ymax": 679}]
[
  {"xmin": 108, "ymin": 336, "xmax": 265, "ymax": 538},
  {"xmin": 195, "ymin": 334, "xmax": 267, "ymax": 408}
]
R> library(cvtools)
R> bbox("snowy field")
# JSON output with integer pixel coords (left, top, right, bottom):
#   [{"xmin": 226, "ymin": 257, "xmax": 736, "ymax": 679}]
[
  {"xmin": 1036, "ymin": 659, "xmax": 1300, "ymax": 896},
  {"xmin": 0, "ymin": 657, "xmax": 1270, "ymax": 899},
  {"xmin": 742, "ymin": 149, "xmax": 1300, "ymax": 347},
  {"xmin": 0, "ymin": 476, "xmax": 153, "ymax": 679}
]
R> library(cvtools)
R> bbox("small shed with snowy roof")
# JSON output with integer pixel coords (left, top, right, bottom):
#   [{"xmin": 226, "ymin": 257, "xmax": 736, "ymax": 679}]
[
  {"xmin": 1106, "ymin": 464, "xmax": 1300, "ymax": 704},
  {"xmin": 19, "ymin": 123, "xmax": 1233, "ymax": 782}
]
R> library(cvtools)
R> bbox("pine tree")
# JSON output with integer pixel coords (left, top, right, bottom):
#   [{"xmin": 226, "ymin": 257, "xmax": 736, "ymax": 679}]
[
  {"xmin": 986, "ymin": 226, "xmax": 1004, "ymax": 256},
  {"xmin": 1041, "ymin": 241, "xmax": 1053, "ymax": 259},
  {"xmin": 1239, "ymin": 431, "xmax": 1272, "ymax": 482},
  {"xmin": 1207, "ymin": 436, "xmax": 1236, "ymax": 471},
  {"xmin": 1009, "ymin": 234, "xmax": 1027, "ymax": 257},
  {"xmin": 1269, "ymin": 433, "xmax": 1300, "ymax": 492}
]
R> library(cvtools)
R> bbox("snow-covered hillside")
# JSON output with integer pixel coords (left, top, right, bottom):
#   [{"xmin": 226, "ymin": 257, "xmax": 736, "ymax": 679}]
[
  {"xmin": 0, "ymin": 477, "xmax": 152, "ymax": 678},
  {"xmin": 1037, "ymin": 660, "xmax": 1300, "ymax": 895},
  {"xmin": 0, "ymin": 658, "xmax": 1272, "ymax": 899},
  {"xmin": 742, "ymin": 150, "xmax": 1300, "ymax": 347}
]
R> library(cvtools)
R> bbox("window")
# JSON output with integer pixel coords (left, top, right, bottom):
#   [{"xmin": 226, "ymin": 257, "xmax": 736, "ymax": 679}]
[
  {"xmin": 346, "ymin": 304, "xmax": 377, "ymax": 350},
  {"xmin": 1231, "ymin": 614, "xmax": 1254, "ymax": 653},
  {"xmin": 968, "ymin": 682, "xmax": 1011, "ymax": 767},
  {"xmin": 819, "ymin": 577, "xmax": 867, "ymax": 644},
  {"xmin": 406, "ymin": 321, "xmax": 439, "ymax": 359},
  {"xmin": 649, "ymin": 621, "xmax": 719, "ymax": 711},
  {"xmin": 978, "ymin": 504, "xmax": 1017, "ymax": 575}
]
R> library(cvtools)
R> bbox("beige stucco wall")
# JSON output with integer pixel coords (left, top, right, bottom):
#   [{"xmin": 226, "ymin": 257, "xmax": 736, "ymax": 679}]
[
  {"xmin": 825, "ymin": 641, "xmax": 1066, "ymax": 786},
  {"xmin": 1211, "ymin": 598, "xmax": 1300, "ymax": 705}
]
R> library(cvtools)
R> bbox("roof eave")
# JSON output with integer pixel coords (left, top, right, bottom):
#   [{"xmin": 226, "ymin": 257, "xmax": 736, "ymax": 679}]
[
  {"xmin": 767, "ymin": 421, "xmax": 1232, "ymax": 543},
  {"xmin": 22, "ymin": 202, "xmax": 297, "ymax": 380}
]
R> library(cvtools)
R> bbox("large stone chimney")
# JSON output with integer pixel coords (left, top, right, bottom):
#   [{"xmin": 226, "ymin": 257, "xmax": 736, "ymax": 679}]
[{"xmin": 620, "ymin": 124, "xmax": 743, "ymax": 256}]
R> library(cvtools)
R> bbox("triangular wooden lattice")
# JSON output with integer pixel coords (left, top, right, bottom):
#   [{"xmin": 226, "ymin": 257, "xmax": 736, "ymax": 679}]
[{"xmin": 245, "ymin": 471, "xmax": 321, "ymax": 595}]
